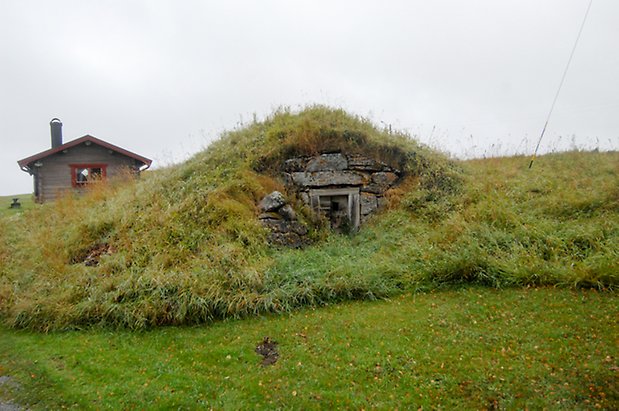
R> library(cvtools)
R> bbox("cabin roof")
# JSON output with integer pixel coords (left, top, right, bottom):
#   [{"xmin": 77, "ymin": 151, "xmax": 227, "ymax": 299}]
[{"xmin": 17, "ymin": 135, "xmax": 152, "ymax": 169}]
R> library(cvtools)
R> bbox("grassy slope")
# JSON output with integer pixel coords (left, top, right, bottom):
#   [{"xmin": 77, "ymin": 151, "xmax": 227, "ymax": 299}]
[
  {"xmin": 267, "ymin": 151, "xmax": 619, "ymax": 293},
  {"xmin": 0, "ymin": 287, "xmax": 617, "ymax": 409},
  {"xmin": 0, "ymin": 194, "xmax": 34, "ymax": 217},
  {"xmin": 0, "ymin": 107, "xmax": 617, "ymax": 331}
]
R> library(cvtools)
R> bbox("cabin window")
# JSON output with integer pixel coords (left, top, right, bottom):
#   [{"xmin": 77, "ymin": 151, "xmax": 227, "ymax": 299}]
[{"xmin": 71, "ymin": 164, "xmax": 107, "ymax": 187}]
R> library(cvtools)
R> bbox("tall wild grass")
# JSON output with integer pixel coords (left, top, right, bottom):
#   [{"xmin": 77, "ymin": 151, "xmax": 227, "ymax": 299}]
[{"xmin": 0, "ymin": 106, "xmax": 616, "ymax": 331}]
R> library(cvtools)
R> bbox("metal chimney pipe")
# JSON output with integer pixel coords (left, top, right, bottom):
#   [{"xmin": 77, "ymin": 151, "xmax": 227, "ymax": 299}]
[{"xmin": 50, "ymin": 118, "xmax": 63, "ymax": 148}]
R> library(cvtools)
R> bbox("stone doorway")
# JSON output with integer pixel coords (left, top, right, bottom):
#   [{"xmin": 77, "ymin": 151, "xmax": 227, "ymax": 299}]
[{"xmin": 309, "ymin": 188, "xmax": 360, "ymax": 231}]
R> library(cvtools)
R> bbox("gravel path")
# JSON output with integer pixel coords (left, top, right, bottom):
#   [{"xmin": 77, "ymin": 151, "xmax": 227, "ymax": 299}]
[{"xmin": 0, "ymin": 376, "xmax": 23, "ymax": 411}]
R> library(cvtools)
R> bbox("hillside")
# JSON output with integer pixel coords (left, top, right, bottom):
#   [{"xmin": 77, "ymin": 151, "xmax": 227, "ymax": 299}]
[{"xmin": 0, "ymin": 106, "xmax": 617, "ymax": 331}]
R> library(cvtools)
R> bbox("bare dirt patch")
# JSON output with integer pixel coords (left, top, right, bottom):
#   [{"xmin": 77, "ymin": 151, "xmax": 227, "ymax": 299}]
[{"xmin": 255, "ymin": 337, "xmax": 279, "ymax": 366}]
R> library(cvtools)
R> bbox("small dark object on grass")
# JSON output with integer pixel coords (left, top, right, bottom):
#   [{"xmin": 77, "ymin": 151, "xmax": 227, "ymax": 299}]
[
  {"xmin": 9, "ymin": 198, "xmax": 21, "ymax": 209},
  {"xmin": 81, "ymin": 243, "xmax": 115, "ymax": 266},
  {"xmin": 487, "ymin": 397, "xmax": 499, "ymax": 410},
  {"xmin": 255, "ymin": 337, "xmax": 279, "ymax": 366}
]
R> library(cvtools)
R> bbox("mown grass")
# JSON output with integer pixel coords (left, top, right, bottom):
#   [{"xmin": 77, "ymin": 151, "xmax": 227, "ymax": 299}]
[
  {"xmin": 0, "ymin": 106, "xmax": 617, "ymax": 331},
  {"xmin": 0, "ymin": 287, "xmax": 616, "ymax": 409},
  {"xmin": 0, "ymin": 194, "xmax": 35, "ymax": 217}
]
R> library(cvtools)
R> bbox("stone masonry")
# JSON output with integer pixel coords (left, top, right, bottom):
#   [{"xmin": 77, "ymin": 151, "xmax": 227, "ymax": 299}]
[
  {"xmin": 283, "ymin": 153, "xmax": 401, "ymax": 227},
  {"xmin": 258, "ymin": 191, "xmax": 309, "ymax": 248},
  {"xmin": 258, "ymin": 153, "xmax": 401, "ymax": 246}
]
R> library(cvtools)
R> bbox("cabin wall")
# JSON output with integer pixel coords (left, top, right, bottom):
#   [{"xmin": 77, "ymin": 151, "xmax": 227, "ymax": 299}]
[{"xmin": 35, "ymin": 143, "xmax": 142, "ymax": 202}]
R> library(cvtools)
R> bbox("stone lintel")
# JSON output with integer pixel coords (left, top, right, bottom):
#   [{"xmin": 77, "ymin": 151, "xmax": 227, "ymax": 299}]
[{"xmin": 290, "ymin": 171, "xmax": 365, "ymax": 187}]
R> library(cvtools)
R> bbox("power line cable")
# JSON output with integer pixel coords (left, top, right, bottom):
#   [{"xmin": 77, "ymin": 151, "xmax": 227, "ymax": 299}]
[{"xmin": 529, "ymin": 0, "xmax": 594, "ymax": 168}]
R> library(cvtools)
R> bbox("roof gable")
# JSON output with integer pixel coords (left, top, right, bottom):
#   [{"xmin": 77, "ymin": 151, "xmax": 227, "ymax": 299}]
[{"xmin": 18, "ymin": 135, "xmax": 152, "ymax": 169}]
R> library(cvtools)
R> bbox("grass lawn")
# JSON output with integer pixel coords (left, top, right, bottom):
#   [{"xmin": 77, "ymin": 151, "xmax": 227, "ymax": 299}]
[
  {"xmin": 1, "ymin": 287, "xmax": 617, "ymax": 409},
  {"xmin": 0, "ymin": 194, "xmax": 35, "ymax": 218}
]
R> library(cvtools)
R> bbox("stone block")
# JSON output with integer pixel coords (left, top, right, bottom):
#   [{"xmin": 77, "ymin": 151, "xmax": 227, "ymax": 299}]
[
  {"xmin": 306, "ymin": 153, "xmax": 348, "ymax": 172},
  {"xmin": 290, "ymin": 171, "xmax": 365, "ymax": 187},
  {"xmin": 282, "ymin": 173, "xmax": 294, "ymax": 187},
  {"xmin": 360, "ymin": 193, "xmax": 378, "ymax": 215},
  {"xmin": 268, "ymin": 232, "xmax": 306, "ymax": 248},
  {"xmin": 372, "ymin": 172, "xmax": 399, "ymax": 186},
  {"xmin": 258, "ymin": 212, "xmax": 282, "ymax": 220},
  {"xmin": 259, "ymin": 191, "xmax": 285, "ymax": 212},
  {"xmin": 362, "ymin": 172, "xmax": 399, "ymax": 194},
  {"xmin": 278, "ymin": 204, "xmax": 296, "ymax": 221},
  {"xmin": 289, "ymin": 221, "xmax": 308, "ymax": 236},
  {"xmin": 299, "ymin": 192, "xmax": 310, "ymax": 205},
  {"xmin": 347, "ymin": 155, "xmax": 388, "ymax": 172},
  {"xmin": 262, "ymin": 219, "xmax": 307, "ymax": 235},
  {"xmin": 284, "ymin": 157, "xmax": 309, "ymax": 172},
  {"xmin": 360, "ymin": 185, "xmax": 381, "ymax": 194},
  {"xmin": 261, "ymin": 219, "xmax": 287, "ymax": 233}
]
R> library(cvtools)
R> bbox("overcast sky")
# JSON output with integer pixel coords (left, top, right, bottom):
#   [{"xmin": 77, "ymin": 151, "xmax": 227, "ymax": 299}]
[{"xmin": 1, "ymin": 0, "xmax": 617, "ymax": 196}]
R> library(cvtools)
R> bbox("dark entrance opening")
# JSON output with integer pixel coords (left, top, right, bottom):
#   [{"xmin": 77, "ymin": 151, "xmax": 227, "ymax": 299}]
[{"xmin": 310, "ymin": 188, "xmax": 360, "ymax": 231}]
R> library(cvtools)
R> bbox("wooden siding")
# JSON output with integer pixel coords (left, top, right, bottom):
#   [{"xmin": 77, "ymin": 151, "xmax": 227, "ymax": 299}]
[{"xmin": 35, "ymin": 143, "xmax": 142, "ymax": 202}]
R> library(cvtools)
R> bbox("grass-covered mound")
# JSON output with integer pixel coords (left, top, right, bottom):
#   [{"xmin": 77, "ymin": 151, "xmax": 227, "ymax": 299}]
[{"xmin": 0, "ymin": 106, "xmax": 617, "ymax": 331}]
